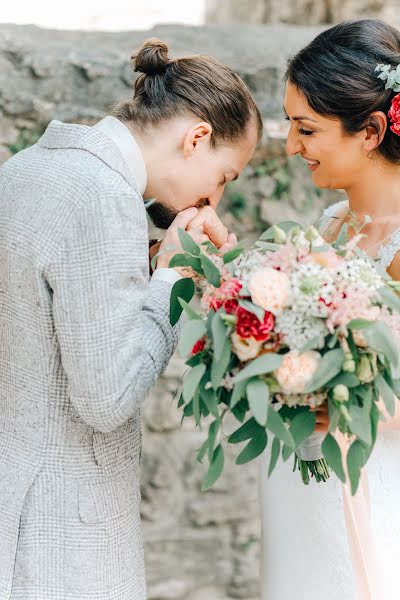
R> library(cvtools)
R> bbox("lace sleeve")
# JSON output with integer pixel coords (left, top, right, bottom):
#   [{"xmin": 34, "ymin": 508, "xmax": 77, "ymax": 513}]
[{"xmin": 378, "ymin": 229, "xmax": 400, "ymax": 269}]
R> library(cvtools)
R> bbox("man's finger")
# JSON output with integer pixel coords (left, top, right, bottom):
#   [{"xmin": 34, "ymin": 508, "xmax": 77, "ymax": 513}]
[
  {"xmin": 187, "ymin": 207, "xmax": 228, "ymax": 248},
  {"xmin": 171, "ymin": 207, "xmax": 199, "ymax": 229}
]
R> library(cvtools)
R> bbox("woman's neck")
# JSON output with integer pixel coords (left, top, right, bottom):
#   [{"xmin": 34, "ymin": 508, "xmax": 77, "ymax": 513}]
[{"xmin": 346, "ymin": 159, "xmax": 400, "ymax": 220}]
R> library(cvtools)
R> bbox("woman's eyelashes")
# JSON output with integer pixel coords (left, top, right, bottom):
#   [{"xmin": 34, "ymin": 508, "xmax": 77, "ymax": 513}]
[{"xmin": 299, "ymin": 127, "xmax": 314, "ymax": 136}]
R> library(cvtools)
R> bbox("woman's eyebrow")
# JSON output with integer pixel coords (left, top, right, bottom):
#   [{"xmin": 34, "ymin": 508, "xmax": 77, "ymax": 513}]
[{"xmin": 283, "ymin": 106, "xmax": 318, "ymax": 123}]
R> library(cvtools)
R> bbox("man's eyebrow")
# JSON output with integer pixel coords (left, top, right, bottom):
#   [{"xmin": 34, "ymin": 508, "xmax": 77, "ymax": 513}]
[{"xmin": 283, "ymin": 106, "xmax": 318, "ymax": 123}]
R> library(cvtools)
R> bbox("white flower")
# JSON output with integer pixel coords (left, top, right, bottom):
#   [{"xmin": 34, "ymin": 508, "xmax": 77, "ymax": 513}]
[
  {"xmin": 275, "ymin": 350, "xmax": 321, "ymax": 394},
  {"xmin": 248, "ymin": 267, "xmax": 291, "ymax": 315},
  {"xmin": 231, "ymin": 332, "xmax": 262, "ymax": 362},
  {"xmin": 291, "ymin": 263, "xmax": 334, "ymax": 317},
  {"xmin": 275, "ymin": 309, "xmax": 327, "ymax": 351},
  {"xmin": 336, "ymin": 258, "xmax": 383, "ymax": 291}
]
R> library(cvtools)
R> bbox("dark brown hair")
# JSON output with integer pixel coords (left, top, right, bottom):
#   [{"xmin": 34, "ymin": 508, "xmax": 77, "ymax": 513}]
[
  {"xmin": 113, "ymin": 38, "xmax": 263, "ymax": 145},
  {"xmin": 286, "ymin": 19, "xmax": 400, "ymax": 164}
]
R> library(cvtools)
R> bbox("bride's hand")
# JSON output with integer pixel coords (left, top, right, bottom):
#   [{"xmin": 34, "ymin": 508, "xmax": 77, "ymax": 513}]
[{"xmin": 311, "ymin": 403, "xmax": 330, "ymax": 432}]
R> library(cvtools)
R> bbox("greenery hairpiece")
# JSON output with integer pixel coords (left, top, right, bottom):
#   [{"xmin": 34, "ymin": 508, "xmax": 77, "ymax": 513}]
[{"xmin": 375, "ymin": 63, "xmax": 400, "ymax": 92}]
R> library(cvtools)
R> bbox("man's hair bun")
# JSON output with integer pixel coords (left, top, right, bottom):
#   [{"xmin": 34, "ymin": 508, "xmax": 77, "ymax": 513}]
[{"xmin": 131, "ymin": 38, "xmax": 170, "ymax": 76}]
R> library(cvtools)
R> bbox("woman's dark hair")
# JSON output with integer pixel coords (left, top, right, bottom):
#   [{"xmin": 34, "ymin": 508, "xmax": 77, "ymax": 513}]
[
  {"xmin": 286, "ymin": 19, "xmax": 400, "ymax": 164},
  {"xmin": 113, "ymin": 38, "xmax": 263, "ymax": 145}
]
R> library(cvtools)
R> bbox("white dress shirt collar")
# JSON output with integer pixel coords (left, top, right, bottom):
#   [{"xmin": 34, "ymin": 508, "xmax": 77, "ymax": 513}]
[{"xmin": 94, "ymin": 116, "xmax": 147, "ymax": 196}]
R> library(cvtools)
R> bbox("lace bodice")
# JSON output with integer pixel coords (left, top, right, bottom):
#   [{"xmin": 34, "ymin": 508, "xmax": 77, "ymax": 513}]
[{"xmin": 322, "ymin": 200, "xmax": 400, "ymax": 269}]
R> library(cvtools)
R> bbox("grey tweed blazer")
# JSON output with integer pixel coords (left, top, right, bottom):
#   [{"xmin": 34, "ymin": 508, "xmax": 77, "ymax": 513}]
[{"xmin": 0, "ymin": 121, "xmax": 179, "ymax": 599}]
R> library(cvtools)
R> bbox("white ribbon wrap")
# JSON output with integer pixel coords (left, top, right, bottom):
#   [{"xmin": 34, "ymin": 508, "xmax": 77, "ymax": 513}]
[{"xmin": 296, "ymin": 431, "xmax": 325, "ymax": 461}]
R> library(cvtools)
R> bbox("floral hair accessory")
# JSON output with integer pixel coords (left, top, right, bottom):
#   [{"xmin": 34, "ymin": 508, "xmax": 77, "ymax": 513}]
[
  {"xmin": 375, "ymin": 64, "xmax": 400, "ymax": 136},
  {"xmin": 375, "ymin": 63, "xmax": 400, "ymax": 92}
]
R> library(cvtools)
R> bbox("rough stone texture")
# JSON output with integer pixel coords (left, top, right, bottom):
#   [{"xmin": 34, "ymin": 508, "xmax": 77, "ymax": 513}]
[
  {"xmin": 0, "ymin": 23, "xmax": 347, "ymax": 600},
  {"xmin": 206, "ymin": 0, "xmax": 399, "ymax": 26}
]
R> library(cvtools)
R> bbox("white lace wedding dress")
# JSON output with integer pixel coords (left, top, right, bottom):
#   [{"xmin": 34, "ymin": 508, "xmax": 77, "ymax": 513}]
[{"xmin": 260, "ymin": 201, "xmax": 400, "ymax": 600}]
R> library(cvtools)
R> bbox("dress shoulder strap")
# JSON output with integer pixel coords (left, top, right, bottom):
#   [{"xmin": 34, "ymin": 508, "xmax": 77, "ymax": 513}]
[{"xmin": 378, "ymin": 228, "xmax": 400, "ymax": 269}]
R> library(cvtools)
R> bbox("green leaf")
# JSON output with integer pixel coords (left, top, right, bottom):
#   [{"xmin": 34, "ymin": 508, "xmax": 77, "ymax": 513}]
[
  {"xmin": 179, "ymin": 319, "xmax": 207, "ymax": 357},
  {"xmin": 200, "ymin": 254, "xmax": 221, "ymax": 287},
  {"xmin": 169, "ymin": 254, "xmax": 202, "ymax": 272},
  {"xmin": 193, "ymin": 389, "xmax": 201, "ymax": 426},
  {"xmin": 182, "ymin": 364, "xmax": 206, "ymax": 404},
  {"xmin": 348, "ymin": 404, "xmax": 372, "ymax": 446},
  {"xmin": 233, "ymin": 353, "xmax": 283, "ymax": 384},
  {"xmin": 238, "ymin": 299, "xmax": 265, "ymax": 323},
  {"xmin": 228, "ymin": 417, "xmax": 261, "ymax": 444},
  {"xmin": 196, "ymin": 438, "xmax": 209, "ymax": 463},
  {"xmin": 266, "ymin": 408, "xmax": 294, "ymax": 448},
  {"xmin": 328, "ymin": 372, "xmax": 360, "ymax": 388},
  {"xmin": 230, "ymin": 380, "xmax": 247, "ymax": 409},
  {"xmin": 299, "ymin": 335, "xmax": 325, "ymax": 354},
  {"xmin": 333, "ymin": 222, "xmax": 349, "ymax": 249},
  {"xmin": 363, "ymin": 321, "xmax": 400, "ymax": 376},
  {"xmin": 236, "ymin": 429, "xmax": 268, "ymax": 465},
  {"xmin": 223, "ymin": 243, "xmax": 246, "ymax": 264},
  {"xmin": 178, "ymin": 298, "xmax": 202, "ymax": 320},
  {"xmin": 178, "ymin": 227, "xmax": 201, "ymax": 255},
  {"xmin": 268, "ymin": 437, "xmax": 281, "ymax": 476},
  {"xmin": 376, "ymin": 373, "xmax": 395, "ymax": 417},
  {"xmin": 322, "ymin": 434, "xmax": 346, "ymax": 483},
  {"xmin": 304, "ymin": 348, "xmax": 345, "ymax": 393},
  {"xmin": 246, "ymin": 378, "xmax": 269, "ymax": 426},
  {"xmin": 347, "ymin": 319, "xmax": 374, "ymax": 330},
  {"xmin": 207, "ymin": 420, "xmax": 220, "ymax": 461},
  {"xmin": 290, "ymin": 411, "xmax": 316, "ymax": 447},
  {"xmin": 378, "ymin": 285, "xmax": 400, "ymax": 314},
  {"xmin": 200, "ymin": 384, "xmax": 220, "ymax": 419},
  {"xmin": 281, "ymin": 443, "xmax": 294, "ymax": 462},
  {"xmin": 211, "ymin": 312, "xmax": 227, "ymax": 361},
  {"xmin": 201, "ymin": 240, "xmax": 220, "ymax": 255},
  {"xmin": 202, "ymin": 444, "xmax": 224, "ymax": 491},
  {"xmin": 170, "ymin": 278, "xmax": 195, "ymax": 326},
  {"xmin": 259, "ymin": 221, "xmax": 300, "ymax": 241},
  {"xmin": 211, "ymin": 338, "xmax": 231, "ymax": 390},
  {"xmin": 347, "ymin": 440, "xmax": 366, "ymax": 495}
]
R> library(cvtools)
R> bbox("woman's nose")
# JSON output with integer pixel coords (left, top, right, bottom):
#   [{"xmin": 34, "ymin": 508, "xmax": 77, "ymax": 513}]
[{"xmin": 286, "ymin": 128, "xmax": 304, "ymax": 156}]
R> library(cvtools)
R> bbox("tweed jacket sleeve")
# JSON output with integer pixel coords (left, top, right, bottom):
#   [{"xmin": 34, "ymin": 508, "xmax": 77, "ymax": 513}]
[{"xmin": 45, "ymin": 179, "xmax": 179, "ymax": 433}]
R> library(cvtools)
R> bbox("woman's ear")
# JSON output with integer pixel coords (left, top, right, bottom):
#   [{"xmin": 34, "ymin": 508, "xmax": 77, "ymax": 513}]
[
  {"xmin": 364, "ymin": 111, "xmax": 387, "ymax": 153},
  {"xmin": 183, "ymin": 122, "xmax": 213, "ymax": 158}
]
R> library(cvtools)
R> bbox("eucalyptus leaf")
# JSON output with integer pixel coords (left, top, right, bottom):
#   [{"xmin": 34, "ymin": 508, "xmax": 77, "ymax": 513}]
[
  {"xmin": 299, "ymin": 335, "xmax": 325, "ymax": 354},
  {"xmin": 259, "ymin": 221, "xmax": 300, "ymax": 241},
  {"xmin": 200, "ymin": 384, "xmax": 220, "ymax": 419},
  {"xmin": 347, "ymin": 319, "xmax": 374, "ymax": 330},
  {"xmin": 266, "ymin": 408, "xmax": 294, "ymax": 448},
  {"xmin": 347, "ymin": 440, "xmax": 367, "ymax": 495},
  {"xmin": 233, "ymin": 353, "xmax": 283, "ymax": 384},
  {"xmin": 170, "ymin": 278, "xmax": 195, "ymax": 326},
  {"xmin": 207, "ymin": 420, "xmax": 221, "ymax": 461},
  {"xmin": 201, "ymin": 254, "xmax": 221, "ymax": 287},
  {"xmin": 290, "ymin": 411, "xmax": 316, "ymax": 447},
  {"xmin": 169, "ymin": 254, "xmax": 202, "ymax": 272},
  {"xmin": 179, "ymin": 320, "xmax": 207, "ymax": 357},
  {"xmin": 202, "ymin": 444, "xmax": 224, "ymax": 491},
  {"xmin": 230, "ymin": 380, "xmax": 248, "ymax": 409},
  {"xmin": 178, "ymin": 227, "xmax": 201, "ymax": 255},
  {"xmin": 322, "ymin": 434, "xmax": 346, "ymax": 483},
  {"xmin": 211, "ymin": 338, "xmax": 232, "ymax": 390},
  {"xmin": 268, "ymin": 437, "xmax": 281, "ymax": 476},
  {"xmin": 246, "ymin": 378, "xmax": 269, "ymax": 426},
  {"xmin": 228, "ymin": 417, "xmax": 261, "ymax": 444},
  {"xmin": 236, "ymin": 429, "xmax": 268, "ymax": 465},
  {"xmin": 211, "ymin": 312, "xmax": 227, "ymax": 361},
  {"xmin": 178, "ymin": 297, "xmax": 202, "ymax": 320},
  {"xmin": 348, "ymin": 404, "xmax": 372, "ymax": 446},
  {"xmin": 196, "ymin": 438, "xmax": 209, "ymax": 463},
  {"xmin": 182, "ymin": 364, "xmax": 206, "ymax": 404},
  {"xmin": 363, "ymin": 321, "xmax": 400, "ymax": 376},
  {"xmin": 304, "ymin": 348, "xmax": 345, "ymax": 393},
  {"xmin": 223, "ymin": 243, "xmax": 246, "ymax": 264},
  {"xmin": 378, "ymin": 285, "xmax": 400, "ymax": 314},
  {"xmin": 376, "ymin": 373, "xmax": 395, "ymax": 417}
]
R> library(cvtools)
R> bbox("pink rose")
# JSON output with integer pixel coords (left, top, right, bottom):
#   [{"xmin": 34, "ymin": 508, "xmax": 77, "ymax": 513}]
[
  {"xmin": 388, "ymin": 94, "xmax": 400, "ymax": 136},
  {"xmin": 248, "ymin": 268, "xmax": 291, "ymax": 315},
  {"xmin": 275, "ymin": 351, "xmax": 321, "ymax": 394}
]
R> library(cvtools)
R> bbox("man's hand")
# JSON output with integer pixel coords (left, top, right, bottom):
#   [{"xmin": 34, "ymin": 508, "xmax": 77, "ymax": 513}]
[
  {"xmin": 186, "ymin": 206, "xmax": 229, "ymax": 249},
  {"xmin": 156, "ymin": 208, "xmax": 209, "ymax": 272}
]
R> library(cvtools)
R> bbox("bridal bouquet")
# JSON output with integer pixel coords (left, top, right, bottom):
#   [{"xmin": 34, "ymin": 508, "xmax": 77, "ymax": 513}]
[{"xmin": 169, "ymin": 220, "xmax": 400, "ymax": 494}]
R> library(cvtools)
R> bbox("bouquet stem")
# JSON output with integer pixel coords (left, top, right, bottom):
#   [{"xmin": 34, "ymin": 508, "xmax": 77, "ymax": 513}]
[{"xmin": 293, "ymin": 455, "xmax": 330, "ymax": 484}]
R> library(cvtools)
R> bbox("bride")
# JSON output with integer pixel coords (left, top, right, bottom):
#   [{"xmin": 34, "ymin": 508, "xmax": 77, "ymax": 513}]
[{"xmin": 260, "ymin": 19, "xmax": 400, "ymax": 600}]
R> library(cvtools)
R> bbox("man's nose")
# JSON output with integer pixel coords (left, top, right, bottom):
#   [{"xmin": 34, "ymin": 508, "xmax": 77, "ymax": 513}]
[{"xmin": 286, "ymin": 128, "xmax": 303, "ymax": 156}]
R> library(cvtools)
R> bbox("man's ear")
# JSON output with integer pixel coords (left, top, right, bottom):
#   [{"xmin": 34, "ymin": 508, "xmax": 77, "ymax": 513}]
[
  {"xmin": 364, "ymin": 111, "xmax": 387, "ymax": 153},
  {"xmin": 183, "ymin": 122, "xmax": 213, "ymax": 158}
]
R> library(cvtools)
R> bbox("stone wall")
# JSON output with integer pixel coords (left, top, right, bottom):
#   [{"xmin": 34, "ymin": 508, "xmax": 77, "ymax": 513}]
[
  {"xmin": 206, "ymin": 0, "xmax": 400, "ymax": 26},
  {"xmin": 0, "ymin": 23, "xmax": 344, "ymax": 600}
]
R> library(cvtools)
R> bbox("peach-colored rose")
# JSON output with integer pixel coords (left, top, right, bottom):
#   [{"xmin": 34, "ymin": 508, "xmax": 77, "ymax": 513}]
[
  {"xmin": 231, "ymin": 332, "xmax": 262, "ymax": 362},
  {"xmin": 306, "ymin": 249, "xmax": 344, "ymax": 269},
  {"xmin": 275, "ymin": 351, "xmax": 321, "ymax": 394},
  {"xmin": 248, "ymin": 268, "xmax": 291, "ymax": 315}
]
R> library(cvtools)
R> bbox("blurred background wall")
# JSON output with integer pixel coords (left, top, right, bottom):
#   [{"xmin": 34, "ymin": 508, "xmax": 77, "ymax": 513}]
[{"xmin": 0, "ymin": 2, "xmax": 399, "ymax": 599}]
